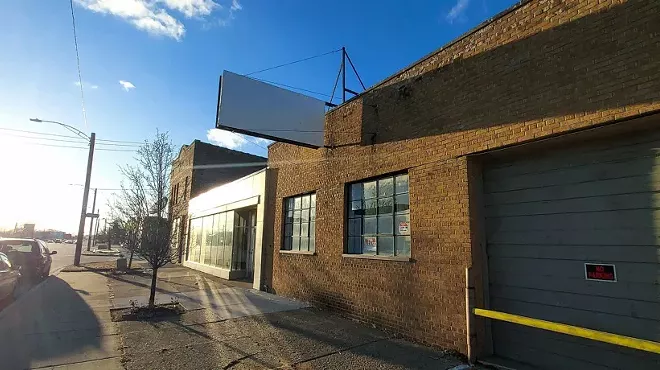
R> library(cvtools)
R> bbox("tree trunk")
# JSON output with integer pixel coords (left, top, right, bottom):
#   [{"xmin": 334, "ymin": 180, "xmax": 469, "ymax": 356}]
[
  {"xmin": 128, "ymin": 249, "xmax": 134, "ymax": 269},
  {"xmin": 148, "ymin": 267, "xmax": 158, "ymax": 308}
]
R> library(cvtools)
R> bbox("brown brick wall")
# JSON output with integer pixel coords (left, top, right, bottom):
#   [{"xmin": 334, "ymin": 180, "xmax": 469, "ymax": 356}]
[{"xmin": 266, "ymin": 0, "xmax": 660, "ymax": 354}]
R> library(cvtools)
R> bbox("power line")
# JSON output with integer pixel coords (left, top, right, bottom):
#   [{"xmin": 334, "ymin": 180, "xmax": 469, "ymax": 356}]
[
  {"xmin": 0, "ymin": 133, "xmax": 88, "ymax": 144},
  {"xmin": 96, "ymin": 142, "xmax": 142, "ymax": 148},
  {"xmin": 0, "ymin": 127, "xmax": 80, "ymax": 139},
  {"xmin": 97, "ymin": 138, "xmax": 144, "ymax": 144},
  {"xmin": 0, "ymin": 127, "xmax": 144, "ymax": 146},
  {"xmin": 3, "ymin": 141, "xmax": 136, "ymax": 152},
  {"xmin": 69, "ymin": 0, "xmax": 88, "ymax": 130},
  {"xmin": 245, "ymin": 48, "xmax": 342, "ymax": 76}
]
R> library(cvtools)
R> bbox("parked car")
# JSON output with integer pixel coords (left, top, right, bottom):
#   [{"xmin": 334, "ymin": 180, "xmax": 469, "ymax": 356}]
[
  {"xmin": 0, "ymin": 238, "xmax": 56, "ymax": 280},
  {"xmin": 0, "ymin": 252, "xmax": 20, "ymax": 302}
]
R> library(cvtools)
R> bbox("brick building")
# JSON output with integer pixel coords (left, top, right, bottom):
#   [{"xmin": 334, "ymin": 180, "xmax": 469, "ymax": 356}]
[
  {"xmin": 264, "ymin": 1, "xmax": 660, "ymax": 369},
  {"xmin": 169, "ymin": 140, "xmax": 266, "ymax": 262}
]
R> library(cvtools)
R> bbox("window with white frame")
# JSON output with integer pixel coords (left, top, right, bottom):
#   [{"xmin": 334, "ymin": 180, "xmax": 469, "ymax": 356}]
[
  {"xmin": 282, "ymin": 193, "xmax": 316, "ymax": 252},
  {"xmin": 347, "ymin": 173, "xmax": 410, "ymax": 257}
]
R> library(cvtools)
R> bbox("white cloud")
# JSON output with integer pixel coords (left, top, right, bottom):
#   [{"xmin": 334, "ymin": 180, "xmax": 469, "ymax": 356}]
[
  {"xmin": 74, "ymin": 0, "xmax": 185, "ymax": 40},
  {"xmin": 74, "ymin": 80, "xmax": 99, "ymax": 89},
  {"xmin": 230, "ymin": 0, "xmax": 242, "ymax": 11},
  {"xmin": 253, "ymin": 137, "xmax": 272, "ymax": 146},
  {"xmin": 207, "ymin": 128, "xmax": 246, "ymax": 149},
  {"xmin": 446, "ymin": 0, "xmax": 470, "ymax": 23},
  {"xmin": 162, "ymin": 0, "xmax": 219, "ymax": 18},
  {"xmin": 119, "ymin": 80, "xmax": 136, "ymax": 91}
]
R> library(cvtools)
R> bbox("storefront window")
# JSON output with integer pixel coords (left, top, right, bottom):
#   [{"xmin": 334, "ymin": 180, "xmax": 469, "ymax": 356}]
[
  {"xmin": 188, "ymin": 211, "xmax": 234, "ymax": 268},
  {"xmin": 282, "ymin": 193, "xmax": 316, "ymax": 252},
  {"xmin": 347, "ymin": 174, "xmax": 410, "ymax": 257}
]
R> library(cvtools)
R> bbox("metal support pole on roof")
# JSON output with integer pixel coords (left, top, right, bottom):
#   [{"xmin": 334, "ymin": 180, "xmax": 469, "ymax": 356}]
[{"xmin": 341, "ymin": 47, "xmax": 346, "ymax": 103}]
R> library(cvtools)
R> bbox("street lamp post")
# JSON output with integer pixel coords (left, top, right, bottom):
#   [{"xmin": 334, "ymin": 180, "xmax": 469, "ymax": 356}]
[{"xmin": 30, "ymin": 118, "xmax": 96, "ymax": 266}]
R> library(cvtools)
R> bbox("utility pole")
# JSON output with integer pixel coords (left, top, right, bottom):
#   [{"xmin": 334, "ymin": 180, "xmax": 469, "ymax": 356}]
[
  {"xmin": 104, "ymin": 218, "xmax": 109, "ymax": 249},
  {"xmin": 29, "ymin": 118, "xmax": 94, "ymax": 266},
  {"xmin": 86, "ymin": 188, "xmax": 97, "ymax": 251},
  {"xmin": 74, "ymin": 132, "xmax": 95, "ymax": 266},
  {"xmin": 93, "ymin": 213, "xmax": 101, "ymax": 247}
]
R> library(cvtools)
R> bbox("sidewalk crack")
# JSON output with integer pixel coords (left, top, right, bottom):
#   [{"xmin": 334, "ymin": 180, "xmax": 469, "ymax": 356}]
[{"xmin": 279, "ymin": 336, "xmax": 395, "ymax": 369}]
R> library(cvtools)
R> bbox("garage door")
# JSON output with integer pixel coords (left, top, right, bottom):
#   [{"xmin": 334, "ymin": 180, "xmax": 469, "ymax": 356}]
[{"xmin": 483, "ymin": 130, "xmax": 660, "ymax": 369}]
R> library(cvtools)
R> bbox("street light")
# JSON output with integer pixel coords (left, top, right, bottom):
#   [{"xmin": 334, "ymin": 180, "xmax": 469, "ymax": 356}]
[
  {"xmin": 29, "ymin": 117, "xmax": 96, "ymax": 266},
  {"xmin": 29, "ymin": 118, "xmax": 89, "ymax": 140}
]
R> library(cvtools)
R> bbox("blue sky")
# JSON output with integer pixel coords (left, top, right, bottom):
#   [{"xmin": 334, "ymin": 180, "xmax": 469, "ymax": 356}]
[{"xmin": 0, "ymin": 0, "xmax": 516, "ymax": 232}]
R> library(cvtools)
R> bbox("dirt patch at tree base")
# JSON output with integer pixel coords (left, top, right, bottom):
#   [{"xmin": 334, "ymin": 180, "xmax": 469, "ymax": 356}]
[{"xmin": 110, "ymin": 302, "xmax": 185, "ymax": 322}]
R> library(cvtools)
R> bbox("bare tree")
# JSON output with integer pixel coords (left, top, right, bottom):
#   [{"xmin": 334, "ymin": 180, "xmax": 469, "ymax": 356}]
[
  {"xmin": 108, "ymin": 166, "xmax": 148, "ymax": 269},
  {"xmin": 112, "ymin": 131, "xmax": 175, "ymax": 307}
]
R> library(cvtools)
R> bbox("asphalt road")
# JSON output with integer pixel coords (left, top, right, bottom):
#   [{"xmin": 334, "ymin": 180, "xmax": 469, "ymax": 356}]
[{"xmin": 46, "ymin": 243, "xmax": 122, "ymax": 274}]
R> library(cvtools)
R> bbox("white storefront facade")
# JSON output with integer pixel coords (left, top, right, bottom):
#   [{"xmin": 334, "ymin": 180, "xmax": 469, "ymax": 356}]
[{"xmin": 184, "ymin": 168, "xmax": 267, "ymax": 290}]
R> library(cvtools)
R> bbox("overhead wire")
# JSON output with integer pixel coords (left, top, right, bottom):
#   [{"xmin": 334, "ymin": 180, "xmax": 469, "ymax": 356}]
[
  {"xmin": 69, "ymin": 0, "xmax": 88, "ymax": 130},
  {"xmin": 97, "ymin": 138, "xmax": 144, "ymax": 144},
  {"xmin": 245, "ymin": 48, "xmax": 341, "ymax": 76},
  {"xmin": 0, "ymin": 133, "xmax": 89, "ymax": 144},
  {"xmin": 3, "ymin": 141, "xmax": 136, "ymax": 152},
  {"xmin": 250, "ymin": 77, "xmax": 341, "ymax": 101},
  {"xmin": 0, "ymin": 127, "xmax": 144, "ymax": 146},
  {"xmin": 0, "ymin": 127, "xmax": 81, "ymax": 139}
]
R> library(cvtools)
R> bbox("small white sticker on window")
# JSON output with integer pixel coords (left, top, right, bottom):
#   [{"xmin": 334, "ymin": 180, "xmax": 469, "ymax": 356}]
[{"xmin": 399, "ymin": 221, "xmax": 410, "ymax": 233}]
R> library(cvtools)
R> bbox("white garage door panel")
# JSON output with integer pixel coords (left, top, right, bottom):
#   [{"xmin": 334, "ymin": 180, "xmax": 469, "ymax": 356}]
[{"xmin": 483, "ymin": 130, "xmax": 660, "ymax": 369}]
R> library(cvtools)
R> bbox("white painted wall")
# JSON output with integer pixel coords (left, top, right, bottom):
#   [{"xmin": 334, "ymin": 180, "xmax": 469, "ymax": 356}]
[{"xmin": 185, "ymin": 168, "xmax": 267, "ymax": 290}]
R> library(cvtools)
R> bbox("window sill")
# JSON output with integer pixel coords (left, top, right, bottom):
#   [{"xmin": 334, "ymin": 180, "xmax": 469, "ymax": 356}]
[
  {"xmin": 279, "ymin": 250, "xmax": 316, "ymax": 256},
  {"xmin": 342, "ymin": 254, "xmax": 412, "ymax": 262}
]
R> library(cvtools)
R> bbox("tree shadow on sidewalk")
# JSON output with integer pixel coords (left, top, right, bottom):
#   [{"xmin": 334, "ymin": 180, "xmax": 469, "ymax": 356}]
[{"xmin": 0, "ymin": 276, "xmax": 102, "ymax": 369}]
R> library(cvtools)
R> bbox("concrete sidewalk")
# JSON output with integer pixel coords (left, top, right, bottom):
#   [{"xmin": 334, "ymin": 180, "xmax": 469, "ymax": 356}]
[
  {"xmin": 0, "ymin": 272, "xmax": 122, "ymax": 369},
  {"xmin": 107, "ymin": 265, "xmax": 474, "ymax": 370},
  {"xmin": 110, "ymin": 266, "xmax": 309, "ymax": 320}
]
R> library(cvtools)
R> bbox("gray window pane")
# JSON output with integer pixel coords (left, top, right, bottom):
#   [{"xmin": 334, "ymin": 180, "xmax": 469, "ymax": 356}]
[
  {"xmin": 363, "ymin": 199, "xmax": 377, "ymax": 216},
  {"xmin": 284, "ymin": 237, "xmax": 292, "ymax": 250},
  {"xmin": 378, "ymin": 197, "xmax": 393, "ymax": 214},
  {"xmin": 348, "ymin": 237, "xmax": 360, "ymax": 254},
  {"xmin": 350, "ymin": 183, "xmax": 362, "ymax": 201},
  {"xmin": 301, "ymin": 222, "xmax": 309, "ymax": 237},
  {"xmin": 310, "ymin": 221, "xmax": 315, "ymax": 238},
  {"xmin": 284, "ymin": 223, "xmax": 293, "ymax": 236},
  {"xmin": 300, "ymin": 237, "xmax": 309, "ymax": 252},
  {"xmin": 293, "ymin": 210, "xmax": 301, "ymax": 223},
  {"xmin": 395, "ymin": 174, "xmax": 409, "ymax": 194},
  {"xmin": 309, "ymin": 238, "xmax": 315, "ymax": 252},
  {"xmin": 395, "ymin": 194, "xmax": 410, "ymax": 213},
  {"xmin": 292, "ymin": 237, "xmax": 300, "ymax": 251},
  {"xmin": 285, "ymin": 211, "xmax": 293, "ymax": 223},
  {"xmin": 310, "ymin": 207, "xmax": 316, "ymax": 221},
  {"xmin": 395, "ymin": 213, "xmax": 410, "ymax": 235},
  {"xmin": 363, "ymin": 181, "xmax": 377, "ymax": 199},
  {"xmin": 349, "ymin": 201, "xmax": 363, "ymax": 217},
  {"xmin": 311, "ymin": 193, "xmax": 316, "ymax": 207},
  {"xmin": 301, "ymin": 209, "xmax": 310, "ymax": 222},
  {"xmin": 294, "ymin": 196, "xmax": 302, "ymax": 210},
  {"xmin": 363, "ymin": 216, "xmax": 377, "ymax": 235},
  {"xmin": 378, "ymin": 236, "xmax": 394, "ymax": 256},
  {"xmin": 293, "ymin": 223, "xmax": 300, "ymax": 237},
  {"xmin": 348, "ymin": 218, "xmax": 361, "ymax": 236},
  {"xmin": 378, "ymin": 215, "xmax": 393, "ymax": 234},
  {"xmin": 362, "ymin": 237, "xmax": 377, "ymax": 255},
  {"xmin": 378, "ymin": 177, "xmax": 394, "ymax": 197},
  {"xmin": 396, "ymin": 236, "xmax": 411, "ymax": 257},
  {"xmin": 302, "ymin": 194, "xmax": 311, "ymax": 209},
  {"xmin": 287, "ymin": 198, "xmax": 295, "ymax": 211}
]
